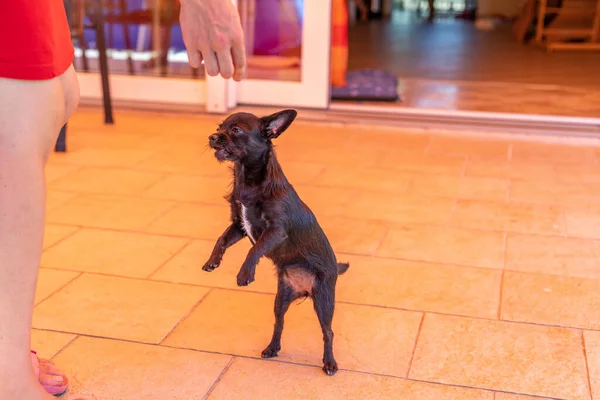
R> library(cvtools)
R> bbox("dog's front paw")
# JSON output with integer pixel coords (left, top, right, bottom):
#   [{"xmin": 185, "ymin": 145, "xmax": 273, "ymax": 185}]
[
  {"xmin": 322, "ymin": 360, "xmax": 338, "ymax": 376},
  {"xmin": 202, "ymin": 259, "xmax": 220, "ymax": 272},
  {"xmin": 236, "ymin": 269, "xmax": 255, "ymax": 286},
  {"xmin": 261, "ymin": 343, "xmax": 281, "ymax": 359}
]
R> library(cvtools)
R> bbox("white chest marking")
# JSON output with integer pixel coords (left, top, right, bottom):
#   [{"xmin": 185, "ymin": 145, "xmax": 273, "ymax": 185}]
[{"xmin": 240, "ymin": 205, "xmax": 256, "ymax": 244}]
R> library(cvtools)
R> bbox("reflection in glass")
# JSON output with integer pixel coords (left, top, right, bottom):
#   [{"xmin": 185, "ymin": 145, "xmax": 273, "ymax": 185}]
[
  {"xmin": 238, "ymin": 0, "xmax": 303, "ymax": 81},
  {"xmin": 72, "ymin": 0, "xmax": 200, "ymax": 79},
  {"xmin": 70, "ymin": 0, "xmax": 304, "ymax": 81}
]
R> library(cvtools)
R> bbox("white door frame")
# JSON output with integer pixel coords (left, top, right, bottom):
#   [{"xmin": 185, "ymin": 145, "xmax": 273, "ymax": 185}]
[
  {"xmin": 77, "ymin": 0, "xmax": 331, "ymax": 113},
  {"xmin": 207, "ymin": 0, "xmax": 332, "ymax": 112}
]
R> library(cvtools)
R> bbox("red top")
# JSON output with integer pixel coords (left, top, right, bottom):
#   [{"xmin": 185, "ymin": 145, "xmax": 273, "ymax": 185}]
[{"xmin": 0, "ymin": 0, "xmax": 75, "ymax": 80}]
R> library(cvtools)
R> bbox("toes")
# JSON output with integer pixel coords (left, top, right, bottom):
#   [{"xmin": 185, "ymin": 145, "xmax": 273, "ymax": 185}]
[
  {"xmin": 39, "ymin": 371, "xmax": 67, "ymax": 387},
  {"xmin": 322, "ymin": 362, "xmax": 338, "ymax": 376},
  {"xmin": 261, "ymin": 347, "xmax": 279, "ymax": 358}
]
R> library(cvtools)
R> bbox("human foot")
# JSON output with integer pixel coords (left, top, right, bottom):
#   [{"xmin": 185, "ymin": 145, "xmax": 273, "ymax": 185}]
[{"xmin": 30, "ymin": 350, "xmax": 68, "ymax": 396}]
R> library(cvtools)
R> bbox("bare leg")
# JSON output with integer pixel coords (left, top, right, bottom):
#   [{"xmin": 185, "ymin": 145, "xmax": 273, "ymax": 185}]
[{"xmin": 0, "ymin": 65, "xmax": 80, "ymax": 399}]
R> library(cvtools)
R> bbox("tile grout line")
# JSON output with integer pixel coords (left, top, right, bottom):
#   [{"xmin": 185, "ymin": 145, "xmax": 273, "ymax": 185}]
[
  {"xmin": 32, "ymin": 326, "xmax": 569, "ymax": 400},
  {"xmin": 582, "ymin": 331, "xmax": 594, "ymax": 400},
  {"xmin": 34, "ymin": 271, "xmax": 84, "ymax": 307},
  {"xmin": 201, "ymin": 357, "xmax": 236, "ymax": 400},
  {"xmin": 404, "ymin": 313, "xmax": 425, "ymax": 379},
  {"xmin": 371, "ymin": 224, "xmax": 391, "ymax": 256},
  {"xmin": 36, "ymin": 263, "xmax": 600, "ymax": 334},
  {"xmin": 49, "ymin": 334, "xmax": 81, "ymax": 362},
  {"xmin": 44, "ymin": 212, "xmax": 600, "ymax": 243},
  {"xmin": 158, "ymin": 288, "xmax": 214, "ymax": 346},
  {"xmin": 497, "ymin": 269, "xmax": 505, "ymax": 321},
  {"xmin": 145, "ymin": 239, "xmax": 194, "ymax": 280},
  {"xmin": 42, "ymin": 225, "xmax": 82, "ymax": 252}
]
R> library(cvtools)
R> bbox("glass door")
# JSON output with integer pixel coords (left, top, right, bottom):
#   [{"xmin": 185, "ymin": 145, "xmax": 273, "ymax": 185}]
[
  {"xmin": 75, "ymin": 0, "xmax": 208, "ymax": 106},
  {"xmin": 232, "ymin": 0, "xmax": 332, "ymax": 109},
  {"xmin": 75, "ymin": 0, "xmax": 331, "ymax": 110}
]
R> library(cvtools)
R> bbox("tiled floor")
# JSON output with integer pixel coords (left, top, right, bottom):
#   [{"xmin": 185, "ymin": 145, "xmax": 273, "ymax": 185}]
[{"xmin": 35, "ymin": 107, "xmax": 600, "ymax": 399}]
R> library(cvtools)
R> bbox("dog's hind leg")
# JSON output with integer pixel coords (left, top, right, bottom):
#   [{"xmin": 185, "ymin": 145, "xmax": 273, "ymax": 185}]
[
  {"xmin": 312, "ymin": 275, "xmax": 338, "ymax": 376},
  {"xmin": 262, "ymin": 275, "xmax": 298, "ymax": 359}
]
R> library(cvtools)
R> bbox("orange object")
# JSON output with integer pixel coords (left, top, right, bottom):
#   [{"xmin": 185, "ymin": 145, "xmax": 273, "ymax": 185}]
[{"xmin": 330, "ymin": 0, "xmax": 349, "ymax": 87}]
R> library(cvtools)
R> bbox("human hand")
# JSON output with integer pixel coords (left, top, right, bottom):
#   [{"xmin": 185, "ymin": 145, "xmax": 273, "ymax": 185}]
[{"xmin": 179, "ymin": 0, "xmax": 247, "ymax": 81}]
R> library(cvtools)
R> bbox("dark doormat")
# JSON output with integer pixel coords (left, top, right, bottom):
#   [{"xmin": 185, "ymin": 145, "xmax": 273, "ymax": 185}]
[{"xmin": 331, "ymin": 69, "xmax": 400, "ymax": 102}]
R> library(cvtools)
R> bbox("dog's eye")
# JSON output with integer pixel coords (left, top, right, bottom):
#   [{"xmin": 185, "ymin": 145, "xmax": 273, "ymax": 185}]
[{"xmin": 231, "ymin": 127, "xmax": 243, "ymax": 135}]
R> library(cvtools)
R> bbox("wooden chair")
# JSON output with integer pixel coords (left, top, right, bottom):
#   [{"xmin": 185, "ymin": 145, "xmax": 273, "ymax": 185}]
[
  {"xmin": 535, "ymin": 0, "xmax": 600, "ymax": 50},
  {"xmin": 56, "ymin": 0, "xmax": 114, "ymax": 152}
]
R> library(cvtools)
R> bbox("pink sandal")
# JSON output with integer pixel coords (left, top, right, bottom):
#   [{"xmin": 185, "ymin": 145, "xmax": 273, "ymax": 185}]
[{"xmin": 30, "ymin": 350, "xmax": 69, "ymax": 396}]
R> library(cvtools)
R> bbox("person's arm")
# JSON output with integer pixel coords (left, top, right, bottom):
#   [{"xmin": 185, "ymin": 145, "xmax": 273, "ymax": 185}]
[{"xmin": 179, "ymin": 0, "xmax": 246, "ymax": 81}]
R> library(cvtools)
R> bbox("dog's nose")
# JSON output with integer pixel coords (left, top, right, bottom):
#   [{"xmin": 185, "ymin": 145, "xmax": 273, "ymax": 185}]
[{"xmin": 209, "ymin": 134, "xmax": 218, "ymax": 144}]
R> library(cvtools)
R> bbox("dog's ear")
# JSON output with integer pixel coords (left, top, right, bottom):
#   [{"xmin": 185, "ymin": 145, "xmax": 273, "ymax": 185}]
[{"xmin": 260, "ymin": 109, "xmax": 297, "ymax": 139}]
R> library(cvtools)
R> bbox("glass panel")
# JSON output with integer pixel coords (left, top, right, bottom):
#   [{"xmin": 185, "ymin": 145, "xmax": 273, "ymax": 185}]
[
  {"xmin": 71, "ymin": 0, "xmax": 203, "ymax": 79},
  {"xmin": 237, "ymin": 0, "xmax": 303, "ymax": 81}
]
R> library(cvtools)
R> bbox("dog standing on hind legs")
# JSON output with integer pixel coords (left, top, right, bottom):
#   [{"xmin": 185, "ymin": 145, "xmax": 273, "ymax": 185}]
[{"xmin": 202, "ymin": 109, "xmax": 350, "ymax": 376}]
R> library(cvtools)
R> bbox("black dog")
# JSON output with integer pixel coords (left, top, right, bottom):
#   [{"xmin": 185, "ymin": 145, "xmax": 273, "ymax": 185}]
[{"xmin": 203, "ymin": 109, "xmax": 349, "ymax": 376}]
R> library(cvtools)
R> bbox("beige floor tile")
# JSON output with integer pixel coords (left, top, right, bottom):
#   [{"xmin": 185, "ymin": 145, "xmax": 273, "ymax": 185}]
[
  {"xmin": 45, "ymin": 164, "xmax": 80, "ymax": 183},
  {"xmin": 584, "ymin": 331, "xmax": 600, "ymax": 400},
  {"xmin": 342, "ymin": 192, "xmax": 455, "ymax": 225},
  {"xmin": 53, "ymin": 336, "xmax": 232, "ymax": 400},
  {"xmin": 33, "ymin": 274, "xmax": 209, "ymax": 343},
  {"xmin": 276, "ymin": 141, "xmax": 382, "ymax": 166},
  {"xmin": 337, "ymin": 255, "xmax": 501, "ymax": 318},
  {"xmin": 379, "ymin": 152, "xmax": 466, "ymax": 176},
  {"xmin": 346, "ymin": 129, "xmax": 431, "ymax": 153},
  {"xmin": 464, "ymin": 159, "xmax": 556, "ymax": 182},
  {"xmin": 46, "ymin": 191, "xmax": 78, "ymax": 211},
  {"xmin": 428, "ymin": 136, "xmax": 510, "ymax": 159},
  {"xmin": 411, "ymin": 174, "xmax": 509, "ymax": 201},
  {"xmin": 144, "ymin": 202, "xmax": 231, "ymax": 239},
  {"xmin": 48, "ymin": 148, "xmax": 157, "ymax": 168},
  {"xmin": 505, "ymin": 234, "xmax": 600, "ymax": 279},
  {"xmin": 135, "ymin": 132, "xmax": 215, "ymax": 153},
  {"xmin": 142, "ymin": 174, "xmax": 230, "ymax": 204},
  {"xmin": 377, "ymin": 224, "xmax": 504, "ymax": 269},
  {"xmin": 313, "ymin": 165, "xmax": 412, "ymax": 193},
  {"xmin": 209, "ymin": 358, "xmax": 493, "ymax": 400},
  {"xmin": 565, "ymin": 207, "xmax": 600, "ymax": 239},
  {"xmin": 555, "ymin": 163, "xmax": 600, "ymax": 185},
  {"xmin": 48, "ymin": 167, "xmax": 165, "ymax": 196},
  {"xmin": 163, "ymin": 289, "xmax": 423, "ymax": 377},
  {"xmin": 509, "ymin": 179, "xmax": 600, "ymax": 208},
  {"xmin": 46, "ymin": 194, "xmax": 175, "ymax": 231},
  {"xmin": 275, "ymin": 161, "xmax": 326, "ymax": 185},
  {"xmin": 31, "ymin": 329, "xmax": 77, "ymax": 359},
  {"xmin": 319, "ymin": 217, "xmax": 389, "ymax": 256},
  {"xmin": 409, "ymin": 314, "xmax": 589, "ymax": 400},
  {"xmin": 451, "ymin": 200, "xmax": 564, "ymax": 235},
  {"xmin": 494, "ymin": 394, "xmax": 551, "ymax": 400},
  {"xmin": 43, "ymin": 224, "xmax": 78, "ymax": 249},
  {"xmin": 501, "ymin": 271, "xmax": 600, "ymax": 330},
  {"xmin": 511, "ymin": 142, "xmax": 597, "ymax": 164},
  {"xmin": 150, "ymin": 239, "xmax": 278, "ymax": 294},
  {"xmin": 35, "ymin": 268, "xmax": 80, "ymax": 305},
  {"xmin": 294, "ymin": 185, "xmax": 357, "ymax": 217},
  {"xmin": 41, "ymin": 229, "xmax": 189, "ymax": 278},
  {"xmin": 134, "ymin": 150, "xmax": 228, "ymax": 177}
]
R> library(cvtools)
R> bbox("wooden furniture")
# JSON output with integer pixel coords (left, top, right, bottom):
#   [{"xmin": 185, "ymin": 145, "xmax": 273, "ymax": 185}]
[
  {"xmin": 56, "ymin": 0, "xmax": 114, "ymax": 153},
  {"xmin": 535, "ymin": 0, "xmax": 600, "ymax": 50}
]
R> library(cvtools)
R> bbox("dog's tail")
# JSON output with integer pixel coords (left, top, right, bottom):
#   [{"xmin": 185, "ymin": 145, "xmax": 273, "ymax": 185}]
[{"xmin": 337, "ymin": 262, "xmax": 350, "ymax": 275}]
